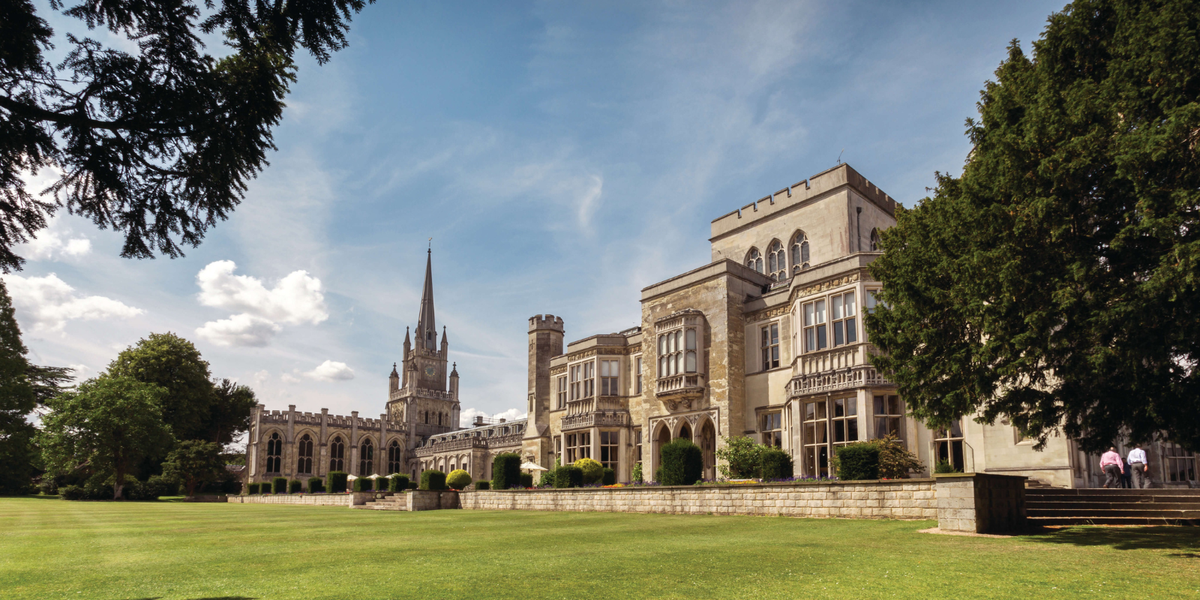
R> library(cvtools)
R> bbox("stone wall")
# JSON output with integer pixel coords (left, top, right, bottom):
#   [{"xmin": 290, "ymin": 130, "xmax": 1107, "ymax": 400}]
[
  {"xmin": 227, "ymin": 493, "xmax": 366, "ymax": 507},
  {"xmin": 460, "ymin": 480, "xmax": 937, "ymax": 520},
  {"xmin": 935, "ymin": 473, "xmax": 1027, "ymax": 533},
  {"xmin": 408, "ymin": 490, "xmax": 460, "ymax": 511}
]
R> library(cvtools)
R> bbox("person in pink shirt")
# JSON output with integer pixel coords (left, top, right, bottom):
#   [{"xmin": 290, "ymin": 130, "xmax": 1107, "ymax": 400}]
[{"xmin": 1099, "ymin": 447, "xmax": 1124, "ymax": 488}]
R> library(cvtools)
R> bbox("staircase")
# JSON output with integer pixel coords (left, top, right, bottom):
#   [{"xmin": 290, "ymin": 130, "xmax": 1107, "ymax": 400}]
[
  {"xmin": 1027, "ymin": 488, "xmax": 1200, "ymax": 526},
  {"xmin": 350, "ymin": 493, "xmax": 408, "ymax": 511}
]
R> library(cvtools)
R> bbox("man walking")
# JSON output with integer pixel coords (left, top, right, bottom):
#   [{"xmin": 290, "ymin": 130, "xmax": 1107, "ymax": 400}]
[
  {"xmin": 1127, "ymin": 444, "xmax": 1151, "ymax": 489},
  {"xmin": 1100, "ymin": 447, "xmax": 1124, "ymax": 488}
]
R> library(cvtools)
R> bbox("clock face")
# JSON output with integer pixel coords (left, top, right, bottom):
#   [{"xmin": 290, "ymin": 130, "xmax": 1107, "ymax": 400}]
[{"xmin": 424, "ymin": 365, "xmax": 437, "ymax": 377}]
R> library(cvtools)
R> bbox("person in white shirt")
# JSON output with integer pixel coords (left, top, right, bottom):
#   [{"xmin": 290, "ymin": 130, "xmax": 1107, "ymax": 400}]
[{"xmin": 1127, "ymin": 445, "xmax": 1150, "ymax": 489}]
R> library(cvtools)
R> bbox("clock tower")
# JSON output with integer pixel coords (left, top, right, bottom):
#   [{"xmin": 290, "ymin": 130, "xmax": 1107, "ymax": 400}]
[{"xmin": 387, "ymin": 248, "xmax": 460, "ymax": 443}]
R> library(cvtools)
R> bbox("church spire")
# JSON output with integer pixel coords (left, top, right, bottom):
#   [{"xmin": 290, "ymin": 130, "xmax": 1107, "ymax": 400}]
[{"xmin": 416, "ymin": 247, "xmax": 437, "ymax": 349}]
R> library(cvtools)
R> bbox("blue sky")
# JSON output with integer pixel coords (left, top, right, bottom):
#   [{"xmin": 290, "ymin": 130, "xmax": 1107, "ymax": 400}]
[{"xmin": 9, "ymin": 0, "xmax": 1065, "ymax": 426}]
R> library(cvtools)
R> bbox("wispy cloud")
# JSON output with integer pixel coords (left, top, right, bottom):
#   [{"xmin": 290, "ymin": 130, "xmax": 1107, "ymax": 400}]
[{"xmin": 2, "ymin": 273, "xmax": 143, "ymax": 332}]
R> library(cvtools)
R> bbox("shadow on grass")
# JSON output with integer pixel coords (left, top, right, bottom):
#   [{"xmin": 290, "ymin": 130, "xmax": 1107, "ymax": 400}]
[{"xmin": 1023, "ymin": 526, "xmax": 1200, "ymax": 555}]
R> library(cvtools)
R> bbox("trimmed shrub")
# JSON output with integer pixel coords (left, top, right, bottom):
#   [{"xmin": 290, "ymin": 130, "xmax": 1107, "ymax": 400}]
[
  {"xmin": 519, "ymin": 472, "xmax": 533, "ymax": 488},
  {"xmin": 760, "ymin": 449, "xmax": 794, "ymax": 480},
  {"xmin": 246, "ymin": 482, "xmax": 260, "ymax": 495},
  {"xmin": 574, "ymin": 458, "xmax": 603, "ymax": 484},
  {"xmin": 60, "ymin": 485, "xmax": 86, "ymax": 500},
  {"xmin": 272, "ymin": 477, "xmax": 287, "ymax": 494},
  {"xmin": 538, "ymin": 468, "xmax": 555, "ymax": 488},
  {"xmin": 554, "ymin": 465, "xmax": 582, "ymax": 488},
  {"xmin": 328, "ymin": 471, "xmax": 349, "ymax": 493},
  {"xmin": 601, "ymin": 467, "xmax": 616, "ymax": 486},
  {"xmin": 420, "ymin": 470, "xmax": 447, "ymax": 491},
  {"xmin": 389, "ymin": 474, "xmax": 409, "ymax": 492},
  {"xmin": 446, "ymin": 469, "xmax": 473, "ymax": 490},
  {"xmin": 491, "ymin": 453, "xmax": 521, "ymax": 491},
  {"xmin": 307, "ymin": 477, "xmax": 324, "ymax": 493},
  {"xmin": 352, "ymin": 477, "xmax": 374, "ymax": 492},
  {"xmin": 288, "ymin": 480, "xmax": 302, "ymax": 494},
  {"xmin": 407, "ymin": 480, "xmax": 418, "ymax": 490},
  {"xmin": 836, "ymin": 443, "xmax": 881, "ymax": 480},
  {"xmin": 475, "ymin": 481, "xmax": 490, "ymax": 490},
  {"xmin": 659, "ymin": 439, "xmax": 703, "ymax": 485}
]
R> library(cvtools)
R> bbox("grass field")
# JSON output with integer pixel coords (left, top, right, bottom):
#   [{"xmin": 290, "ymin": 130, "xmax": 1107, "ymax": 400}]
[{"xmin": 1, "ymin": 497, "xmax": 1197, "ymax": 600}]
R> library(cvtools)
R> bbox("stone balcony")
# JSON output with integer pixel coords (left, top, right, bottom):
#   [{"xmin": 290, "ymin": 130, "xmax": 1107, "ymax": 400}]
[
  {"xmin": 561, "ymin": 411, "xmax": 630, "ymax": 431},
  {"xmin": 655, "ymin": 373, "xmax": 705, "ymax": 410},
  {"xmin": 786, "ymin": 365, "xmax": 893, "ymax": 398},
  {"xmin": 566, "ymin": 395, "xmax": 625, "ymax": 416}
]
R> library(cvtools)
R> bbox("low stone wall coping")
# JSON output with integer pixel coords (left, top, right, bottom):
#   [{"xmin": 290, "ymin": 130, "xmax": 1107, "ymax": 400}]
[{"xmin": 483, "ymin": 478, "xmax": 936, "ymax": 493}]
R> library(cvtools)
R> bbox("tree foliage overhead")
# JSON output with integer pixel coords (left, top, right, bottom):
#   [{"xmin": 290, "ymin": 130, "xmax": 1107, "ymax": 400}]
[
  {"xmin": 867, "ymin": 0, "xmax": 1200, "ymax": 452},
  {"xmin": 0, "ymin": 0, "xmax": 374, "ymax": 272}
]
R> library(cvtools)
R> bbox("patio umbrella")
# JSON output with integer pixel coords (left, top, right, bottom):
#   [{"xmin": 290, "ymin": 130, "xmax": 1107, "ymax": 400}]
[{"xmin": 520, "ymin": 462, "xmax": 547, "ymax": 471}]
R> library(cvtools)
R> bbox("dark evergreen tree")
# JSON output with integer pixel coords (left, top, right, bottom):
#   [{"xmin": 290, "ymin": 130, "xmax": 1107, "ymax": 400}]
[
  {"xmin": 0, "ymin": 0, "xmax": 374, "ymax": 272},
  {"xmin": 867, "ymin": 0, "xmax": 1200, "ymax": 452}
]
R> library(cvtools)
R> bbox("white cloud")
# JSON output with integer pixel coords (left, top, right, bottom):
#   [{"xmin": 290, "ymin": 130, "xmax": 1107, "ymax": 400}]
[
  {"xmin": 25, "ymin": 232, "xmax": 92, "ymax": 262},
  {"xmin": 302, "ymin": 360, "xmax": 355, "ymax": 382},
  {"xmin": 197, "ymin": 260, "xmax": 328, "ymax": 325},
  {"xmin": 459, "ymin": 407, "xmax": 527, "ymax": 428},
  {"xmin": 195, "ymin": 314, "xmax": 281, "ymax": 348},
  {"xmin": 2, "ymin": 273, "xmax": 143, "ymax": 332}
]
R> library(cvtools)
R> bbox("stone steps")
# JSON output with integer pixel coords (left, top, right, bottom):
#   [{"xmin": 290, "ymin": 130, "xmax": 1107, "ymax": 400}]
[{"xmin": 1027, "ymin": 488, "xmax": 1200, "ymax": 526}]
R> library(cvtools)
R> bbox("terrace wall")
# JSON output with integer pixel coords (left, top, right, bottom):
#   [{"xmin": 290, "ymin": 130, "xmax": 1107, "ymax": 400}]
[{"xmin": 227, "ymin": 493, "xmax": 365, "ymax": 507}]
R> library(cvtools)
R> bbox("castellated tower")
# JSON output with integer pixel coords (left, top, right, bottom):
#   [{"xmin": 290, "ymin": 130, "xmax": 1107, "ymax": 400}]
[{"xmin": 523, "ymin": 314, "xmax": 564, "ymax": 467}]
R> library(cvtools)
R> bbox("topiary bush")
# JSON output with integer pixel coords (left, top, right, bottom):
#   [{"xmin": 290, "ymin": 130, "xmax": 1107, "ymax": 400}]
[
  {"xmin": 760, "ymin": 449, "xmax": 794, "ymax": 480},
  {"xmin": 836, "ymin": 443, "xmax": 881, "ymax": 480},
  {"xmin": 288, "ymin": 480, "xmax": 302, "ymax": 494},
  {"xmin": 420, "ymin": 470, "xmax": 447, "ymax": 491},
  {"xmin": 491, "ymin": 453, "xmax": 522, "ymax": 491},
  {"xmin": 601, "ymin": 467, "xmax": 616, "ymax": 485},
  {"xmin": 307, "ymin": 477, "xmax": 324, "ymax": 493},
  {"xmin": 389, "ymin": 474, "xmax": 409, "ymax": 492},
  {"xmin": 272, "ymin": 477, "xmax": 287, "ymax": 494},
  {"xmin": 407, "ymin": 480, "xmax": 418, "ymax": 490},
  {"xmin": 475, "ymin": 481, "xmax": 490, "ymax": 490},
  {"xmin": 446, "ymin": 469, "xmax": 472, "ymax": 490},
  {"xmin": 352, "ymin": 477, "xmax": 373, "ymax": 492},
  {"xmin": 574, "ymin": 458, "xmax": 603, "ymax": 484},
  {"xmin": 659, "ymin": 439, "xmax": 704, "ymax": 485},
  {"xmin": 554, "ymin": 465, "xmax": 582, "ymax": 488},
  {"xmin": 246, "ymin": 482, "xmax": 260, "ymax": 495},
  {"xmin": 519, "ymin": 472, "xmax": 533, "ymax": 488},
  {"xmin": 328, "ymin": 471, "xmax": 348, "ymax": 493}
]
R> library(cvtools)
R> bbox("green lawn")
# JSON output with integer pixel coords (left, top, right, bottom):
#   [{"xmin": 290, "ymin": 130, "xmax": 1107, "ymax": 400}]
[{"xmin": 1, "ymin": 497, "xmax": 1197, "ymax": 600}]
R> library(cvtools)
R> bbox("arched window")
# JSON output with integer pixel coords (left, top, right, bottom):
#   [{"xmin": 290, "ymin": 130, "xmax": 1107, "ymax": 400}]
[
  {"xmin": 423, "ymin": 411, "xmax": 429, "ymax": 424},
  {"xmin": 678, "ymin": 423, "xmax": 692, "ymax": 442},
  {"xmin": 745, "ymin": 248, "xmax": 764, "ymax": 274},
  {"xmin": 359, "ymin": 439, "xmax": 374, "ymax": 476},
  {"xmin": 438, "ymin": 412, "xmax": 443, "ymax": 426},
  {"xmin": 767, "ymin": 240, "xmax": 786, "ymax": 280},
  {"xmin": 790, "ymin": 232, "xmax": 810, "ymax": 273},
  {"xmin": 265, "ymin": 432, "xmax": 282, "ymax": 473},
  {"xmin": 329, "ymin": 436, "xmax": 345, "ymax": 472},
  {"xmin": 387, "ymin": 440, "xmax": 402, "ymax": 474},
  {"xmin": 296, "ymin": 433, "xmax": 313, "ymax": 474},
  {"xmin": 869, "ymin": 228, "xmax": 880, "ymax": 252}
]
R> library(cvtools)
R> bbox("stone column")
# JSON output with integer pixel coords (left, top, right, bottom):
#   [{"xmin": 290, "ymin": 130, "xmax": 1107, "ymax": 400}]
[
  {"xmin": 318, "ymin": 409, "xmax": 329, "ymax": 477},
  {"xmin": 285, "ymin": 405, "xmax": 296, "ymax": 478},
  {"xmin": 349, "ymin": 411, "xmax": 359, "ymax": 476},
  {"xmin": 379, "ymin": 413, "xmax": 388, "ymax": 476}
]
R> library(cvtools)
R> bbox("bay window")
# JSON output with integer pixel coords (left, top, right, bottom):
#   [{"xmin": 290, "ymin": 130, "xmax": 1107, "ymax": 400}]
[
  {"xmin": 600, "ymin": 360, "xmax": 619, "ymax": 396},
  {"xmin": 831, "ymin": 291, "xmax": 857, "ymax": 346},
  {"xmin": 761, "ymin": 323, "xmax": 780, "ymax": 370},
  {"xmin": 803, "ymin": 299, "xmax": 828, "ymax": 352}
]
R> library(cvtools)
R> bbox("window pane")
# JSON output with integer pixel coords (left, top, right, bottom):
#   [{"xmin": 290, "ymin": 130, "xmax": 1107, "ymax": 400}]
[
  {"xmin": 805, "ymin": 402, "xmax": 815, "ymax": 420},
  {"xmin": 686, "ymin": 351, "xmax": 696, "ymax": 373},
  {"xmin": 815, "ymin": 299, "xmax": 825, "ymax": 322},
  {"xmin": 835, "ymin": 422, "xmax": 845, "ymax": 443},
  {"xmin": 770, "ymin": 324, "xmax": 778, "ymax": 343},
  {"xmin": 806, "ymin": 329, "xmax": 815, "ymax": 353},
  {"xmin": 873, "ymin": 396, "xmax": 884, "ymax": 415},
  {"xmin": 834, "ymin": 322, "xmax": 844, "ymax": 346},
  {"xmin": 816, "ymin": 401, "xmax": 827, "ymax": 419},
  {"xmin": 846, "ymin": 318, "xmax": 856, "ymax": 343},
  {"xmin": 834, "ymin": 398, "xmax": 845, "ymax": 418},
  {"xmin": 950, "ymin": 420, "xmax": 963, "ymax": 437},
  {"xmin": 817, "ymin": 324, "xmax": 827, "ymax": 349},
  {"xmin": 832, "ymin": 297, "xmax": 842, "ymax": 320},
  {"xmin": 847, "ymin": 419, "xmax": 858, "ymax": 441},
  {"xmin": 802, "ymin": 241, "xmax": 810, "ymax": 263},
  {"xmin": 845, "ymin": 292, "xmax": 855, "ymax": 316},
  {"xmin": 686, "ymin": 328, "xmax": 696, "ymax": 350},
  {"xmin": 804, "ymin": 304, "xmax": 814, "ymax": 326},
  {"xmin": 846, "ymin": 399, "xmax": 856, "ymax": 416}
]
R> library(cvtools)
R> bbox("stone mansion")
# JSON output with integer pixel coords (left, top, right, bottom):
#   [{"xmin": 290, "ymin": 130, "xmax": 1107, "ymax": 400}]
[{"xmin": 245, "ymin": 164, "xmax": 1199, "ymax": 490}]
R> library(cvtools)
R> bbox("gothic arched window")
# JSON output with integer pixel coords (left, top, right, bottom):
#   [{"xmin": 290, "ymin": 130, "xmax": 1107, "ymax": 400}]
[
  {"xmin": 767, "ymin": 240, "xmax": 786, "ymax": 281},
  {"xmin": 746, "ymin": 248, "xmax": 764, "ymax": 274},
  {"xmin": 387, "ymin": 440, "xmax": 402, "ymax": 474},
  {"xmin": 359, "ymin": 439, "xmax": 374, "ymax": 476},
  {"xmin": 790, "ymin": 232, "xmax": 810, "ymax": 274},
  {"xmin": 329, "ymin": 436, "xmax": 345, "ymax": 472},
  {"xmin": 265, "ymin": 432, "xmax": 282, "ymax": 473},
  {"xmin": 296, "ymin": 433, "xmax": 313, "ymax": 474},
  {"xmin": 869, "ymin": 228, "xmax": 880, "ymax": 252}
]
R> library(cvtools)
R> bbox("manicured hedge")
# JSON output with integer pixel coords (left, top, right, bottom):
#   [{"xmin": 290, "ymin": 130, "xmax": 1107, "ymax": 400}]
[
  {"xmin": 446, "ymin": 469, "xmax": 473, "ymax": 490},
  {"xmin": 407, "ymin": 481, "xmax": 418, "ymax": 490},
  {"xmin": 246, "ymin": 482, "xmax": 260, "ymax": 495},
  {"xmin": 307, "ymin": 477, "xmax": 324, "ymax": 493},
  {"xmin": 601, "ymin": 467, "xmax": 616, "ymax": 486},
  {"xmin": 389, "ymin": 475, "xmax": 409, "ymax": 492},
  {"xmin": 272, "ymin": 477, "xmax": 288, "ymax": 494},
  {"xmin": 760, "ymin": 449, "xmax": 794, "ymax": 480},
  {"xmin": 420, "ymin": 470, "xmax": 447, "ymax": 491},
  {"xmin": 659, "ymin": 439, "xmax": 704, "ymax": 485},
  {"xmin": 574, "ymin": 458, "xmax": 603, "ymax": 484},
  {"xmin": 352, "ymin": 477, "xmax": 373, "ymax": 492},
  {"xmin": 288, "ymin": 480, "xmax": 302, "ymax": 494},
  {"xmin": 554, "ymin": 465, "xmax": 582, "ymax": 488},
  {"xmin": 491, "ymin": 453, "xmax": 522, "ymax": 490},
  {"xmin": 475, "ymin": 481, "xmax": 490, "ymax": 490},
  {"xmin": 836, "ymin": 443, "xmax": 881, "ymax": 480},
  {"xmin": 328, "ymin": 471, "xmax": 348, "ymax": 493},
  {"xmin": 519, "ymin": 472, "xmax": 533, "ymax": 488}
]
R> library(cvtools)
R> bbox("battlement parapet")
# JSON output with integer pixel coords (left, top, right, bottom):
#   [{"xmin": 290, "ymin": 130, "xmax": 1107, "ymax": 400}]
[{"xmin": 529, "ymin": 314, "xmax": 565, "ymax": 333}]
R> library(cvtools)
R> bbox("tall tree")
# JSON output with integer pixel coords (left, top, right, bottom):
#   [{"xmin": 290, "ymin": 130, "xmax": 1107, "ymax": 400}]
[
  {"xmin": 207, "ymin": 378, "xmax": 256, "ymax": 446},
  {"xmin": 39, "ymin": 376, "xmax": 173, "ymax": 499},
  {"xmin": 0, "ymin": 278, "xmax": 68, "ymax": 494},
  {"xmin": 867, "ymin": 0, "xmax": 1200, "ymax": 452},
  {"xmin": 0, "ymin": 0, "xmax": 374, "ymax": 272},
  {"xmin": 106, "ymin": 332, "xmax": 216, "ymax": 443},
  {"xmin": 161, "ymin": 440, "xmax": 223, "ymax": 497}
]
